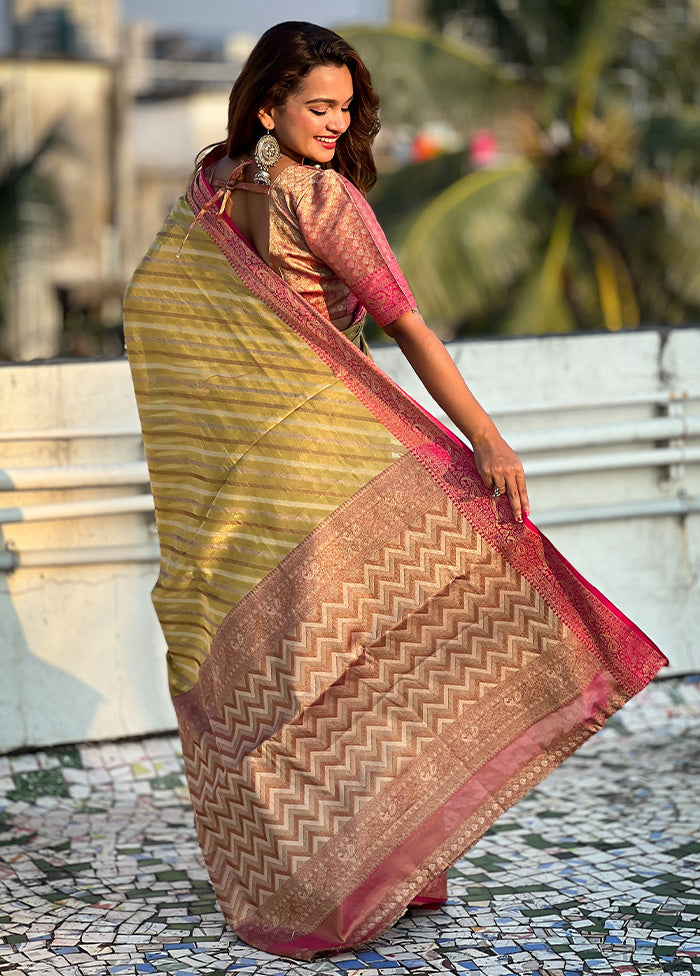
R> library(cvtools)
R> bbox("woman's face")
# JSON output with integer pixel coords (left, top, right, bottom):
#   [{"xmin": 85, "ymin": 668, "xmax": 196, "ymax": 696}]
[{"xmin": 259, "ymin": 64, "xmax": 353, "ymax": 164}]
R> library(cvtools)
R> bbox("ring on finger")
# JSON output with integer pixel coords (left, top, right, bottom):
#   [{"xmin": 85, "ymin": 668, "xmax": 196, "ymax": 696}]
[{"xmin": 492, "ymin": 485, "xmax": 506, "ymax": 498}]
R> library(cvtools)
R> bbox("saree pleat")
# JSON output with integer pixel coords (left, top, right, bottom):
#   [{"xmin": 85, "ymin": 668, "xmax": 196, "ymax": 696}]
[{"xmin": 124, "ymin": 169, "xmax": 667, "ymax": 960}]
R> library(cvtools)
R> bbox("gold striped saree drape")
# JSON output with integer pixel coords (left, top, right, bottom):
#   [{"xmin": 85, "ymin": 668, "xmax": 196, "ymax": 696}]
[{"xmin": 124, "ymin": 168, "xmax": 667, "ymax": 960}]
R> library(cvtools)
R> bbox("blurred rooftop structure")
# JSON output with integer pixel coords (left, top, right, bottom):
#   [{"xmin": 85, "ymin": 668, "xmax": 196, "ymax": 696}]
[
  {"xmin": 0, "ymin": 1, "xmax": 250, "ymax": 361},
  {"xmin": 9, "ymin": 0, "xmax": 119, "ymax": 59}
]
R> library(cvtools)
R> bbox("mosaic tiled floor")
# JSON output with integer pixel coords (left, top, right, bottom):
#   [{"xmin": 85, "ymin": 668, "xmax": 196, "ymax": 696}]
[{"xmin": 1, "ymin": 677, "xmax": 699, "ymax": 976}]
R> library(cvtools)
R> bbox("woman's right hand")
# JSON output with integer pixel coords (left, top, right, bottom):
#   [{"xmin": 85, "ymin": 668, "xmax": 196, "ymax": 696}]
[{"xmin": 471, "ymin": 429, "xmax": 529, "ymax": 523}]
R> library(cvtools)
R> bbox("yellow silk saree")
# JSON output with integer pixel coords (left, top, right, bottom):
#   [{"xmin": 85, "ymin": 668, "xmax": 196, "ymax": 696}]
[{"xmin": 124, "ymin": 166, "xmax": 666, "ymax": 959}]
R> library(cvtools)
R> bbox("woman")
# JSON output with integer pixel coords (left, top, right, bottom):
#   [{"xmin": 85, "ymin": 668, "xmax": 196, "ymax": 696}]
[{"xmin": 124, "ymin": 22, "xmax": 666, "ymax": 960}]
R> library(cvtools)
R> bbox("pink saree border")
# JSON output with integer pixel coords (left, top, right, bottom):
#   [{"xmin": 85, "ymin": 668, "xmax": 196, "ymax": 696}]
[{"xmin": 185, "ymin": 165, "xmax": 667, "ymax": 695}]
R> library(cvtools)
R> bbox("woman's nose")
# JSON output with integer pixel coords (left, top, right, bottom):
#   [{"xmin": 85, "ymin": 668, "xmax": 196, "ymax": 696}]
[{"xmin": 327, "ymin": 109, "xmax": 349, "ymax": 132}]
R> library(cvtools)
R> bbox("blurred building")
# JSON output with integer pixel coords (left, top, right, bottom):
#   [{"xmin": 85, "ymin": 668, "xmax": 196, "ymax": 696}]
[
  {"xmin": 10, "ymin": 0, "xmax": 119, "ymax": 59},
  {"xmin": 121, "ymin": 23, "xmax": 243, "ymax": 282},
  {"xmin": 0, "ymin": 57, "xmax": 125, "ymax": 360},
  {"xmin": 0, "ymin": 1, "xmax": 247, "ymax": 361},
  {"xmin": 0, "ymin": 0, "xmax": 124, "ymax": 359},
  {"xmin": 123, "ymin": 89, "xmax": 230, "ymax": 273}
]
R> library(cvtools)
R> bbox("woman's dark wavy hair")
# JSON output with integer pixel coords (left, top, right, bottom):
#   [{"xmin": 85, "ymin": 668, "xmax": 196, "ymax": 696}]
[{"xmin": 220, "ymin": 22, "xmax": 380, "ymax": 194}]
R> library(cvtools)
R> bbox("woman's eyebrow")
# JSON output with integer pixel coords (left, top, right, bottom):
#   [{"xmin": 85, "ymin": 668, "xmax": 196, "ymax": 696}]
[{"xmin": 303, "ymin": 96, "xmax": 353, "ymax": 105}]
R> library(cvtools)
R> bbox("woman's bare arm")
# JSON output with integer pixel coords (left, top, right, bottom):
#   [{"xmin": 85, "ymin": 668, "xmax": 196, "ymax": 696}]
[{"xmin": 384, "ymin": 310, "xmax": 529, "ymax": 522}]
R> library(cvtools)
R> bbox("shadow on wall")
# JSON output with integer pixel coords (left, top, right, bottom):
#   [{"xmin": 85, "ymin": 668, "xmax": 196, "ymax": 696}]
[{"xmin": 0, "ymin": 526, "xmax": 104, "ymax": 754}]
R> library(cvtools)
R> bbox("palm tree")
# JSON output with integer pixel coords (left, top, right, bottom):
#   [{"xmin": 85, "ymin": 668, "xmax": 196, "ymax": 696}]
[{"xmin": 345, "ymin": 0, "xmax": 700, "ymax": 337}]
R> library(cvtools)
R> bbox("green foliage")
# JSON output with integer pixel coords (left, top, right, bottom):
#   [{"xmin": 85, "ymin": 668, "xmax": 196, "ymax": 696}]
[
  {"xmin": 341, "ymin": 24, "xmax": 525, "ymax": 132},
  {"xmin": 428, "ymin": 0, "xmax": 607, "ymax": 68},
  {"xmin": 402, "ymin": 163, "xmax": 553, "ymax": 333},
  {"xmin": 368, "ymin": 150, "xmax": 471, "ymax": 241},
  {"xmin": 639, "ymin": 109, "xmax": 700, "ymax": 185},
  {"xmin": 350, "ymin": 2, "xmax": 700, "ymax": 336}
]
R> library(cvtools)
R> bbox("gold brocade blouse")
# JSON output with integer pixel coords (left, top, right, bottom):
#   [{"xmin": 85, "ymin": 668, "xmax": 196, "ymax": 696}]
[{"xmin": 209, "ymin": 156, "xmax": 417, "ymax": 345}]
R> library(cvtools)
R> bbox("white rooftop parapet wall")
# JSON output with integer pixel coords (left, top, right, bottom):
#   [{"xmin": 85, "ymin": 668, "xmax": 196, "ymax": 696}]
[{"xmin": 1, "ymin": 327, "xmax": 699, "ymax": 753}]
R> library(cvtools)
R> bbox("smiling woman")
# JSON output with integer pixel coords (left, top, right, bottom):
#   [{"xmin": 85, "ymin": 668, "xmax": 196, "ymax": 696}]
[{"xmin": 124, "ymin": 19, "xmax": 666, "ymax": 962}]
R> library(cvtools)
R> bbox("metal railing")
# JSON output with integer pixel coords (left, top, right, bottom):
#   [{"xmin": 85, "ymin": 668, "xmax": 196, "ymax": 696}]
[{"xmin": 2, "ymin": 388, "xmax": 698, "ymax": 569}]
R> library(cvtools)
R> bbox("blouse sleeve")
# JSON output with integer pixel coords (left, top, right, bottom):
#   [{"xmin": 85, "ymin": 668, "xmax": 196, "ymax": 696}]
[{"xmin": 294, "ymin": 169, "xmax": 417, "ymax": 328}]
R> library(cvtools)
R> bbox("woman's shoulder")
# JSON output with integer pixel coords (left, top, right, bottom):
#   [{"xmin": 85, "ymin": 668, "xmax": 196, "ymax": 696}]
[
  {"xmin": 272, "ymin": 165, "xmax": 369, "ymax": 227},
  {"xmin": 272, "ymin": 163, "xmax": 351, "ymax": 200}
]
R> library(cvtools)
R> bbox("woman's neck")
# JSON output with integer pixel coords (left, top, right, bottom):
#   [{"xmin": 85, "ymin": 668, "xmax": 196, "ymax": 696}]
[{"xmin": 276, "ymin": 142, "xmax": 323, "ymax": 169}]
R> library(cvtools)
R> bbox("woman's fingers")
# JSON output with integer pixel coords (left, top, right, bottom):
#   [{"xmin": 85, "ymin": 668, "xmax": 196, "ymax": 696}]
[
  {"xmin": 515, "ymin": 470, "xmax": 530, "ymax": 520},
  {"xmin": 473, "ymin": 437, "xmax": 529, "ymax": 523},
  {"xmin": 489, "ymin": 467, "xmax": 529, "ymax": 523}
]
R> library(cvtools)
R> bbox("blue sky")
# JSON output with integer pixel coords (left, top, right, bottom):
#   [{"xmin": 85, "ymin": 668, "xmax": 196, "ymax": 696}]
[
  {"xmin": 0, "ymin": 0, "xmax": 387, "ymax": 50},
  {"xmin": 120, "ymin": 0, "xmax": 387, "ymax": 38}
]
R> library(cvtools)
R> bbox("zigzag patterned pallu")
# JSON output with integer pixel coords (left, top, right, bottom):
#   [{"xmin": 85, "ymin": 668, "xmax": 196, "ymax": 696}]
[{"xmin": 124, "ymin": 167, "xmax": 667, "ymax": 960}]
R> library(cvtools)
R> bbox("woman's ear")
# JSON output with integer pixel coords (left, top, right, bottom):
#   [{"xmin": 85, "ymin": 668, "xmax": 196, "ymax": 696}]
[{"xmin": 258, "ymin": 105, "xmax": 275, "ymax": 131}]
